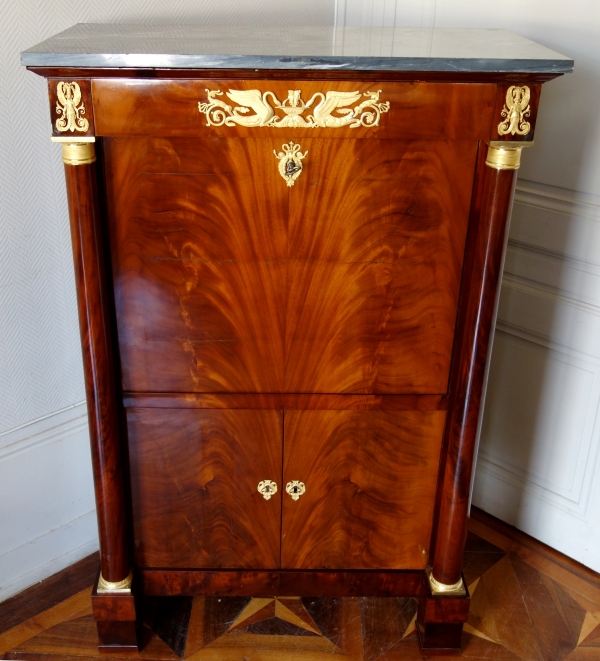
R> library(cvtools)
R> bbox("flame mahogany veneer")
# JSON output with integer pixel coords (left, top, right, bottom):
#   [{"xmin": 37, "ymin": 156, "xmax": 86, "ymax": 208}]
[{"xmin": 27, "ymin": 50, "xmax": 567, "ymax": 653}]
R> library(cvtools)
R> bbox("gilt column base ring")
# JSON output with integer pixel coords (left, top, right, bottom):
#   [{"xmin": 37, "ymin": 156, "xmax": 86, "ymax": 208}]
[
  {"xmin": 427, "ymin": 568, "xmax": 467, "ymax": 596},
  {"xmin": 97, "ymin": 570, "xmax": 133, "ymax": 594}
]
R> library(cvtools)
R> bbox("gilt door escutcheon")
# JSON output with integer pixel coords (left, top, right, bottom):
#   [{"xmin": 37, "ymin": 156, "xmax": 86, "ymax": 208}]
[
  {"xmin": 274, "ymin": 142, "xmax": 307, "ymax": 187},
  {"xmin": 286, "ymin": 480, "xmax": 306, "ymax": 500},
  {"xmin": 257, "ymin": 480, "xmax": 278, "ymax": 500}
]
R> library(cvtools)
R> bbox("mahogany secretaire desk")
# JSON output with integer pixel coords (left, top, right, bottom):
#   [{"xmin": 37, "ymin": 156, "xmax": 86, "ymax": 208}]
[{"xmin": 22, "ymin": 25, "xmax": 572, "ymax": 654}]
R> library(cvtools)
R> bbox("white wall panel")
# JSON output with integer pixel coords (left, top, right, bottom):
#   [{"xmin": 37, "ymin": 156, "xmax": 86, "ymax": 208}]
[
  {"xmin": 336, "ymin": 0, "xmax": 436, "ymax": 28},
  {"xmin": 0, "ymin": 404, "xmax": 97, "ymax": 601},
  {"xmin": 478, "ymin": 331, "xmax": 599, "ymax": 513},
  {"xmin": 473, "ymin": 180, "xmax": 600, "ymax": 570}
]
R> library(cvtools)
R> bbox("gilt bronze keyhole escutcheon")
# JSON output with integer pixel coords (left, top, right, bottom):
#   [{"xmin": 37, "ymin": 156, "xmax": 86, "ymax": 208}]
[
  {"xmin": 274, "ymin": 142, "xmax": 307, "ymax": 187},
  {"xmin": 257, "ymin": 480, "xmax": 278, "ymax": 500},
  {"xmin": 285, "ymin": 159, "xmax": 301, "ymax": 177},
  {"xmin": 286, "ymin": 480, "xmax": 306, "ymax": 500}
]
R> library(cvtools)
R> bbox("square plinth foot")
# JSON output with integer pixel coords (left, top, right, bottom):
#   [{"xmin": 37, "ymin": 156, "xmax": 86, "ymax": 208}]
[
  {"xmin": 92, "ymin": 571, "xmax": 139, "ymax": 651},
  {"xmin": 417, "ymin": 572, "xmax": 470, "ymax": 655},
  {"xmin": 417, "ymin": 622, "xmax": 465, "ymax": 655},
  {"xmin": 96, "ymin": 620, "xmax": 139, "ymax": 651}
]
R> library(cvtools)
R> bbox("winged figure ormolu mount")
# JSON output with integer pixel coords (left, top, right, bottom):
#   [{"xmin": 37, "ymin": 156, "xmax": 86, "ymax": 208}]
[
  {"xmin": 198, "ymin": 88, "xmax": 390, "ymax": 128},
  {"xmin": 497, "ymin": 85, "xmax": 531, "ymax": 136},
  {"xmin": 55, "ymin": 81, "xmax": 89, "ymax": 133}
]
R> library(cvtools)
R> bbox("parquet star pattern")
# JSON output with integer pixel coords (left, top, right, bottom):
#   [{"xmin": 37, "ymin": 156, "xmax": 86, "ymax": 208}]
[{"xmin": 3, "ymin": 532, "xmax": 600, "ymax": 661}]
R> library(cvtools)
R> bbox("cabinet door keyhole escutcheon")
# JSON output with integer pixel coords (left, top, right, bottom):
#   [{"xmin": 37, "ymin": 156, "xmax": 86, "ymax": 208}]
[
  {"xmin": 257, "ymin": 480, "xmax": 278, "ymax": 500},
  {"xmin": 286, "ymin": 480, "xmax": 306, "ymax": 500}
]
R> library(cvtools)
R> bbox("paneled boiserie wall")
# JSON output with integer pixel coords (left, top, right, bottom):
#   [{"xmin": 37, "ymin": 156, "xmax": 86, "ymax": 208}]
[{"xmin": 1, "ymin": 0, "xmax": 599, "ymax": 600}]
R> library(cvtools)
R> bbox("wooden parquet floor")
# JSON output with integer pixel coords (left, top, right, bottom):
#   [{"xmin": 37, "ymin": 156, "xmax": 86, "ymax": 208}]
[{"xmin": 2, "ymin": 516, "xmax": 600, "ymax": 661}]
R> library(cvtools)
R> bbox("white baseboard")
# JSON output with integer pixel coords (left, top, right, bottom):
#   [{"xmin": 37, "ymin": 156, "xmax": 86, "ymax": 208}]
[
  {"xmin": 0, "ymin": 511, "xmax": 99, "ymax": 603},
  {"xmin": 0, "ymin": 402, "xmax": 98, "ymax": 603}
]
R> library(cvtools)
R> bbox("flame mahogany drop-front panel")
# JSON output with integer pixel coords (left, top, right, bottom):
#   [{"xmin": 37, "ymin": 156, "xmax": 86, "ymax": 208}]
[
  {"xmin": 282, "ymin": 410, "xmax": 446, "ymax": 569},
  {"xmin": 285, "ymin": 138, "xmax": 475, "ymax": 393},
  {"xmin": 105, "ymin": 136, "xmax": 287, "ymax": 393},
  {"xmin": 126, "ymin": 408, "xmax": 283, "ymax": 569},
  {"xmin": 105, "ymin": 135, "xmax": 475, "ymax": 394}
]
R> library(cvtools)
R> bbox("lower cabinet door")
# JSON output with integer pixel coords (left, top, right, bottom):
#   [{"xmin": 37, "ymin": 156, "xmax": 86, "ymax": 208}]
[
  {"xmin": 282, "ymin": 410, "xmax": 446, "ymax": 570},
  {"xmin": 127, "ymin": 408, "xmax": 282, "ymax": 569}
]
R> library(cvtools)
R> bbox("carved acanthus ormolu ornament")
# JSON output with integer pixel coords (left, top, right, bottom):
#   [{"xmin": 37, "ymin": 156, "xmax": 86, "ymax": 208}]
[
  {"xmin": 55, "ymin": 81, "xmax": 89, "ymax": 133},
  {"xmin": 497, "ymin": 85, "xmax": 531, "ymax": 136},
  {"xmin": 198, "ymin": 88, "xmax": 390, "ymax": 128}
]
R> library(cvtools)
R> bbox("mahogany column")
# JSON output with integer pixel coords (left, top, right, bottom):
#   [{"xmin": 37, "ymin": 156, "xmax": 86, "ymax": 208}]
[
  {"xmin": 62, "ymin": 141, "xmax": 137, "ymax": 649},
  {"xmin": 418, "ymin": 143, "xmax": 523, "ymax": 652}
]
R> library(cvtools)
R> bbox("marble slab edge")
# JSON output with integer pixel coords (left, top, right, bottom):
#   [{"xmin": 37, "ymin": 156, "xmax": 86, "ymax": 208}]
[{"xmin": 20, "ymin": 53, "xmax": 574, "ymax": 73}]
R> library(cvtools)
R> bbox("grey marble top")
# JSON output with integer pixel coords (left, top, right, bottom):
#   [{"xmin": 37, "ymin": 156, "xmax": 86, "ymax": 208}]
[{"xmin": 21, "ymin": 24, "xmax": 573, "ymax": 73}]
